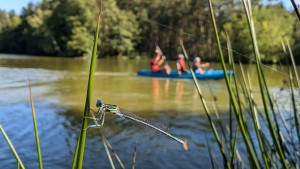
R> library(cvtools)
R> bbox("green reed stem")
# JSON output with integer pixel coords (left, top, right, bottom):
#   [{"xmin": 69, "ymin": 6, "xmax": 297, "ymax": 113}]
[
  {"xmin": 73, "ymin": 12, "xmax": 101, "ymax": 169},
  {"xmin": 241, "ymin": 0, "xmax": 288, "ymax": 167},
  {"xmin": 239, "ymin": 63, "xmax": 270, "ymax": 169},
  {"xmin": 0, "ymin": 125, "xmax": 25, "ymax": 169},
  {"xmin": 101, "ymin": 132, "xmax": 116, "ymax": 169},
  {"xmin": 211, "ymin": 101, "xmax": 229, "ymax": 149},
  {"xmin": 286, "ymin": 40, "xmax": 300, "ymax": 89},
  {"xmin": 226, "ymin": 36, "xmax": 255, "ymax": 167},
  {"xmin": 206, "ymin": 135, "xmax": 219, "ymax": 169},
  {"xmin": 230, "ymin": 124, "xmax": 239, "ymax": 168},
  {"xmin": 28, "ymin": 80, "xmax": 43, "ymax": 169},
  {"xmin": 180, "ymin": 40, "xmax": 231, "ymax": 169},
  {"xmin": 289, "ymin": 70, "xmax": 300, "ymax": 143},
  {"xmin": 207, "ymin": 0, "xmax": 259, "ymax": 167},
  {"xmin": 290, "ymin": 0, "xmax": 300, "ymax": 20},
  {"xmin": 71, "ymin": 135, "xmax": 80, "ymax": 169},
  {"xmin": 103, "ymin": 136, "xmax": 126, "ymax": 169},
  {"xmin": 132, "ymin": 142, "xmax": 137, "ymax": 169},
  {"xmin": 225, "ymin": 38, "xmax": 249, "ymax": 167}
]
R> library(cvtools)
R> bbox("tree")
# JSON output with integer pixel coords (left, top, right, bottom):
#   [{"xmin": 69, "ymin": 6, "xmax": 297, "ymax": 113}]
[
  {"xmin": 46, "ymin": 0, "xmax": 93, "ymax": 56},
  {"xmin": 99, "ymin": 0, "xmax": 140, "ymax": 56},
  {"xmin": 224, "ymin": 4, "xmax": 295, "ymax": 63}
]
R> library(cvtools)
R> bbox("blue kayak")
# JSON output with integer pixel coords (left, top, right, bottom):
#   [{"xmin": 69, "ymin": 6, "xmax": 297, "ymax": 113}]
[{"xmin": 137, "ymin": 69, "xmax": 234, "ymax": 80}]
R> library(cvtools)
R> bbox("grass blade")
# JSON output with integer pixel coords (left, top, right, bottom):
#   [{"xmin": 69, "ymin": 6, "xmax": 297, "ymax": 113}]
[
  {"xmin": 205, "ymin": 135, "xmax": 219, "ymax": 169},
  {"xmin": 180, "ymin": 40, "xmax": 231, "ymax": 168},
  {"xmin": 207, "ymin": 0, "xmax": 259, "ymax": 167},
  {"xmin": 103, "ymin": 136, "xmax": 126, "ymax": 169},
  {"xmin": 73, "ymin": 11, "xmax": 102, "ymax": 168},
  {"xmin": 286, "ymin": 40, "xmax": 300, "ymax": 89},
  {"xmin": 289, "ymin": 70, "xmax": 300, "ymax": 143},
  {"xmin": 101, "ymin": 133, "xmax": 116, "ymax": 169},
  {"xmin": 28, "ymin": 79, "xmax": 43, "ymax": 169},
  {"xmin": 241, "ymin": 0, "xmax": 288, "ymax": 167},
  {"xmin": 239, "ymin": 63, "xmax": 270, "ymax": 169},
  {"xmin": 132, "ymin": 142, "xmax": 137, "ymax": 169},
  {"xmin": 71, "ymin": 135, "xmax": 80, "ymax": 169},
  {"xmin": 290, "ymin": 0, "xmax": 300, "ymax": 20},
  {"xmin": 0, "ymin": 125, "xmax": 25, "ymax": 169}
]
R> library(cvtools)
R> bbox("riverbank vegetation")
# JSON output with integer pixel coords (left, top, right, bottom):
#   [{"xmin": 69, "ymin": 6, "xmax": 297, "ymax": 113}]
[{"xmin": 0, "ymin": 0, "xmax": 299, "ymax": 64}]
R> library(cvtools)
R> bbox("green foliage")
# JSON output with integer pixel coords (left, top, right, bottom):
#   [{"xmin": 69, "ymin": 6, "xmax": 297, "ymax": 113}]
[
  {"xmin": 0, "ymin": 0, "xmax": 139, "ymax": 57},
  {"xmin": 0, "ymin": 0, "xmax": 298, "ymax": 62},
  {"xmin": 224, "ymin": 4, "xmax": 295, "ymax": 63},
  {"xmin": 292, "ymin": 21, "xmax": 300, "ymax": 62},
  {"xmin": 0, "ymin": 10, "xmax": 21, "ymax": 32},
  {"xmin": 100, "ymin": 0, "xmax": 140, "ymax": 56},
  {"xmin": 45, "ymin": 0, "xmax": 93, "ymax": 56}
]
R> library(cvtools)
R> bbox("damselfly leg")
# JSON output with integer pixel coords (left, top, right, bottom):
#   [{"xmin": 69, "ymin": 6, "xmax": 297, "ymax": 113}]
[{"xmin": 83, "ymin": 107, "xmax": 107, "ymax": 130}]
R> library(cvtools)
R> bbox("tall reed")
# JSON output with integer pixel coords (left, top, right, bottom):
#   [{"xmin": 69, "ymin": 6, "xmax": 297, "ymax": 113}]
[
  {"xmin": 207, "ymin": 0, "xmax": 259, "ymax": 167},
  {"xmin": 72, "ymin": 8, "xmax": 102, "ymax": 169},
  {"xmin": 101, "ymin": 132, "xmax": 116, "ymax": 169},
  {"xmin": 241, "ymin": 0, "xmax": 287, "ymax": 167},
  {"xmin": 201, "ymin": 0, "xmax": 300, "ymax": 168},
  {"xmin": 102, "ymin": 134, "xmax": 126, "ymax": 169},
  {"xmin": 0, "ymin": 125, "xmax": 25, "ymax": 169},
  {"xmin": 180, "ymin": 40, "xmax": 231, "ymax": 168},
  {"xmin": 28, "ymin": 80, "xmax": 43, "ymax": 169}
]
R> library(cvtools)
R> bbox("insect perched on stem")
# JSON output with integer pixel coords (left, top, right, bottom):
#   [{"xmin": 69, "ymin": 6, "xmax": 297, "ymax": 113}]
[{"xmin": 85, "ymin": 100, "xmax": 188, "ymax": 150}]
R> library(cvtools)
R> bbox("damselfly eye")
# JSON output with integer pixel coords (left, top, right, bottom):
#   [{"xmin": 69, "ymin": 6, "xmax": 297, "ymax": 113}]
[{"xmin": 96, "ymin": 100, "xmax": 103, "ymax": 107}]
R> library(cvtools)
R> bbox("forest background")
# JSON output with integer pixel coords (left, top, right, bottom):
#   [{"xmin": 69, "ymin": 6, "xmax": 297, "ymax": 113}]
[{"xmin": 0, "ymin": 0, "xmax": 299, "ymax": 64}]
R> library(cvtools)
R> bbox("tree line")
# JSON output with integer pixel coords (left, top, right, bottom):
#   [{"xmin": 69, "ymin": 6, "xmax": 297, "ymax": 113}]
[{"xmin": 0, "ymin": 0, "xmax": 298, "ymax": 63}]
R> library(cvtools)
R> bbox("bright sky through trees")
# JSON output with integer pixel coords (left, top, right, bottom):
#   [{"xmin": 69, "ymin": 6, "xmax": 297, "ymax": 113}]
[{"xmin": 0, "ymin": 0, "xmax": 295, "ymax": 14}]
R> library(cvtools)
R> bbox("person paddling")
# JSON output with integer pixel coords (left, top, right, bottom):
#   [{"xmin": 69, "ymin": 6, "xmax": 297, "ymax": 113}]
[
  {"xmin": 151, "ymin": 48, "xmax": 171, "ymax": 74},
  {"xmin": 193, "ymin": 57, "xmax": 209, "ymax": 74},
  {"xmin": 176, "ymin": 54, "xmax": 188, "ymax": 75}
]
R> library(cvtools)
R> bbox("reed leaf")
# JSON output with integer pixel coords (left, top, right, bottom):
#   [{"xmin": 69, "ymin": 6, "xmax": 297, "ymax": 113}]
[
  {"xmin": 71, "ymin": 135, "xmax": 80, "ymax": 169},
  {"xmin": 290, "ymin": 0, "xmax": 300, "ymax": 20},
  {"xmin": 230, "ymin": 124, "xmax": 239, "ymax": 168},
  {"xmin": 0, "ymin": 125, "xmax": 25, "ymax": 169},
  {"xmin": 28, "ymin": 80, "xmax": 43, "ymax": 169},
  {"xmin": 132, "ymin": 142, "xmax": 137, "ymax": 169},
  {"xmin": 225, "ymin": 34, "xmax": 256, "ymax": 165},
  {"xmin": 286, "ymin": 40, "xmax": 300, "ymax": 89},
  {"xmin": 226, "ymin": 40, "xmax": 259, "ymax": 167},
  {"xmin": 207, "ymin": 83, "xmax": 230, "ymax": 150},
  {"xmin": 180, "ymin": 40, "xmax": 231, "ymax": 169},
  {"xmin": 205, "ymin": 135, "xmax": 219, "ymax": 169},
  {"xmin": 289, "ymin": 70, "xmax": 300, "ymax": 143},
  {"xmin": 211, "ymin": 100, "xmax": 229, "ymax": 149},
  {"xmin": 241, "ymin": 0, "xmax": 288, "ymax": 167},
  {"xmin": 207, "ymin": 0, "xmax": 259, "ymax": 167},
  {"xmin": 103, "ymin": 136, "xmax": 126, "ymax": 169},
  {"xmin": 239, "ymin": 63, "xmax": 270, "ymax": 169},
  {"xmin": 101, "ymin": 132, "xmax": 116, "ymax": 169},
  {"xmin": 72, "ymin": 11, "xmax": 102, "ymax": 168}
]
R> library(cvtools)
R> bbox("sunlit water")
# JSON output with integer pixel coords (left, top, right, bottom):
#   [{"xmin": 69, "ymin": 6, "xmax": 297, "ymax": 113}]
[{"xmin": 0, "ymin": 54, "xmax": 297, "ymax": 168}]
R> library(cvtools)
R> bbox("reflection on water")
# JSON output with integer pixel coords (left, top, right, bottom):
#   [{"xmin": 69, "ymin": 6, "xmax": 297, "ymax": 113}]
[{"xmin": 0, "ymin": 54, "xmax": 297, "ymax": 168}]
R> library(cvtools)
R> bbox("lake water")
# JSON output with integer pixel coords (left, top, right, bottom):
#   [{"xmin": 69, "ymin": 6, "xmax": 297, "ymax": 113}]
[{"xmin": 0, "ymin": 54, "xmax": 295, "ymax": 168}]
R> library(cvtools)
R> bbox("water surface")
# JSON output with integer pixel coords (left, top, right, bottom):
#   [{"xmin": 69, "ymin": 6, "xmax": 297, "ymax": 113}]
[{"xmin": 0, "ymin": 54, "xmax": 295, "ymax": 168}]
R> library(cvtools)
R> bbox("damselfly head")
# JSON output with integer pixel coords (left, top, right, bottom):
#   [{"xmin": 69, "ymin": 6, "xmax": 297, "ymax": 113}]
[{"xmin": 96, "ymin": 100, "xmax": 104, "ymax": 107}]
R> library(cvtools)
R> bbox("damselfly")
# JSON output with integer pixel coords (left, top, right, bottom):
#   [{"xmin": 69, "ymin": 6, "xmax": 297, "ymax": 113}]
[{"xmin": 86, "ymin": 100, "xmax": 188, "ymax": 150}]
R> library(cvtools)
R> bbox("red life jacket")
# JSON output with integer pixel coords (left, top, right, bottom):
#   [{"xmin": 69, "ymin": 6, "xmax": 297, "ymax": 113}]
[
  {"xmin": 176, "ymin": 59, "xmax": 186, "ymax": 71},
  {"xmin": 151, "ymin": 57, "xmax": 160, "ymax": 72}
]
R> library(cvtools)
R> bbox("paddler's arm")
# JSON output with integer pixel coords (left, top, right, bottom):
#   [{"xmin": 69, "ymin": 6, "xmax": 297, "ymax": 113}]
[{"xmin": 158, "ymin": 55, "xmax": 166, "ymax": 66}]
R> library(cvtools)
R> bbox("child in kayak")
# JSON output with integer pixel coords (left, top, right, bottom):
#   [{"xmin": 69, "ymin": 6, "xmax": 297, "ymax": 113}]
[
  {"xmin": 176, "ymin": 54, "xmax": 188, "ymax": 75},
  {"xmin": 151, "ymin": 48, "xmax": 171, "ymax": 74},
  {"xmin": 193, "ymin": 57, "xmax": 209, "ymax": 74}
]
